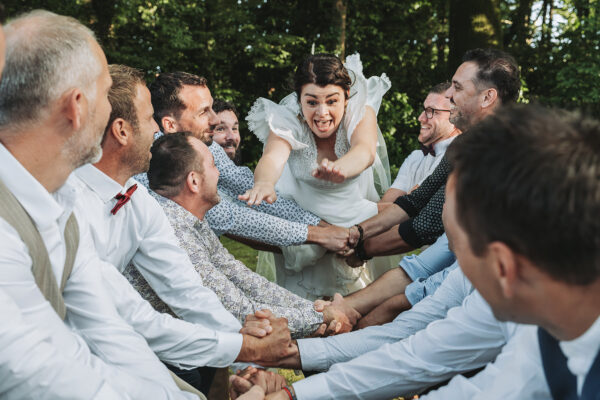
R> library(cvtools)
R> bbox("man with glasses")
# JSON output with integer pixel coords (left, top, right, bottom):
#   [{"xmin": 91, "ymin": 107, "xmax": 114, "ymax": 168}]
[{"xmin": 380, "ymin": 82, "xmax": 460, "ymax": 203}]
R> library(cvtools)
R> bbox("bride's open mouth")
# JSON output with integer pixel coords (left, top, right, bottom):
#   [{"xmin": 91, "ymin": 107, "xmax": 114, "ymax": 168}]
[{"xmin": 315, "ymin": 119, "xmax": 333, "ymax": 132}]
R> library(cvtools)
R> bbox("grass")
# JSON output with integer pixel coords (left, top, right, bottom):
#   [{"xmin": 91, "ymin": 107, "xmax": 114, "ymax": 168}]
[{"xmin": 220, "ymin": 236, "xmax": 259, "ymax": 272}]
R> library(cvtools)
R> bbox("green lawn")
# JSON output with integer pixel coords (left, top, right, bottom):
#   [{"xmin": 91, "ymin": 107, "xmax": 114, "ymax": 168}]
[{"xmin": 219, "ymin": 236, "xmax": 259, "ymax": 272}]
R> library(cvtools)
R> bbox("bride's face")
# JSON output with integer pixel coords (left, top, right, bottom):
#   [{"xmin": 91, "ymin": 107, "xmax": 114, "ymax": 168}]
[{"xmin": 300, "ymin": 83, "xmax": 348, "ymax": 139}]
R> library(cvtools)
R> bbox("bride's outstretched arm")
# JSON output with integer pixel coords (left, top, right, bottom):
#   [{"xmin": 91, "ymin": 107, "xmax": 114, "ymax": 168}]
[
  {"xmin": 239, "ymin": 132, "xmax": 291, "ymax": 205},
  {"xmin": 313, "ymin": 106, "xmax": 378, "ymax": 183}
]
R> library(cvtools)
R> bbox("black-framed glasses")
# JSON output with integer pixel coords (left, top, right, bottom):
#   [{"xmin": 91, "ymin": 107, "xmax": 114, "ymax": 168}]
[{"xmin": 423, "ymin": 106, "xmax": 451, "ymax": 119}]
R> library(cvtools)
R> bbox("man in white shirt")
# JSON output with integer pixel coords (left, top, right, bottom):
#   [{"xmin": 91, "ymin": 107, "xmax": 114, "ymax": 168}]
[
  {"xmin": 0, "ymin": 10, "xmax": 194, "ymax": 399},
  {"xmin": 422, "ymin": 105, "xmax": 600, "ymax": 398},
  {"xmin": 72, "ymin": 64, "xmax": 304, "ymax": 392},
  {"xmin": 380, "ymin": 82, "xmax": 460, "ymax": 203}
]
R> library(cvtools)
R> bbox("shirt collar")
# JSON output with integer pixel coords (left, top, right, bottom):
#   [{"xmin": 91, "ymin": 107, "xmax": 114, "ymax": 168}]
[
  {"xmin": 0, "ymin": 143, "xmax": 74, "ymax": 229},
  {"xmin": 432, "ymin": 135, "xmax": 457, "ymax": 154},
  {"xmin": 74, "ymin": 164, "xmax": 137, "ymax": 203},
  {"xmin": 157, "ymin": 195, "xmax": 198, "ymax": 228}
]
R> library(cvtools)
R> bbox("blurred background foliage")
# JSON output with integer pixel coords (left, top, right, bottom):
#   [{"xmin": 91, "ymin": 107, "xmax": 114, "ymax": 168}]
[{"xmin": 6, "ymin": 0, "xmax": 599, "ymax": 174}]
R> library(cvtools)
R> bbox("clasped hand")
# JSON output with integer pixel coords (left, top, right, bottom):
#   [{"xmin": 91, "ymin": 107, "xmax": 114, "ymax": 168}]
[{"xmin": 239, "ymin": 309, "xmax": 296, "ymax": 366}]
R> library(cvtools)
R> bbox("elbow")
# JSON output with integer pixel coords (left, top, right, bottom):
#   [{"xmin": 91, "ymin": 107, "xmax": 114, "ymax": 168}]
[{"xmin": 365, "ymin": 146, "xmax": 376, "ymax": 168}]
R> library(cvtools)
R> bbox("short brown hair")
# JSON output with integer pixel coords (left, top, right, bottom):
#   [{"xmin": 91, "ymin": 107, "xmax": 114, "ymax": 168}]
[
  {"xmin": 428, "ymin": 81, "xmax": 451, "ymax": 95},
  {"xmin": 106, "ymin": 64, "xmax": 146, "ymax": 134},
  {"xmin": 148, "ymin": 132, "xmax": 203, "ymax": 198},
  {"xmin": 448, "ymin": 104, "xmax": 600, "ymax": 285},
  {"xmin": 149, "ymin": 71, "xmax": 208, "ymax": 131}
]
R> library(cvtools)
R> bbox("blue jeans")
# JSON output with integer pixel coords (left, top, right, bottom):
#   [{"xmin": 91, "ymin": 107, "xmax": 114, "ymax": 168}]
[{"xmin": 405, "ymin": 262, "xmax": 459, "ymax": 305}]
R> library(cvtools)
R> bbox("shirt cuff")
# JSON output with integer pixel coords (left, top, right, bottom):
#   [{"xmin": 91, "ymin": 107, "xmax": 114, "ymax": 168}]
[
  {"xmin": 297, "ymin": 338, "xmax": 330, "ymax": 371},
  {"xmin": 398, "ymin": 219, "xmax": 423, "ymax": 248},
  {"xmin": 215, "ymin": 331, "xmax": 244, "ymax": 366},
  {"xmin": 394, "ymin": 195, "xmax": 418, "ymax": 217},
  {"xmin": 293, "ymin": 373, "xmax": 331, "ymax": 400}
]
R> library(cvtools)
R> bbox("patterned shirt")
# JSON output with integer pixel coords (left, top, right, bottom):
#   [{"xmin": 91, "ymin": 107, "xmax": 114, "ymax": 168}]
[
  {"xmin": 395, "ymin": 156, "xmax": 451, "ymax": 247},
  {"xmin": 124, "ymin": 195, "xmax": 323, "ymax": 338},
  {"xmin": 136, "ymin": 135, "xmax": 321, "ymax": 247}
]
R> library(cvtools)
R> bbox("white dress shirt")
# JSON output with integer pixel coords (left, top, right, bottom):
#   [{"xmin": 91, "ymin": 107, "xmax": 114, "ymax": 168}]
[
  {"xmin": 390, "ymin": 136, "xmax": 455, "ymax": 192},
  {"xmin": 294, "ymin": 268, "xmax": 518, "ymax": 399},
  {"xmin": 0, "ymin": 144, "xmax": 191, "ymax": 399},
  {"xmin": 0, "ymin": 288, "xmax": 124, "ymax": 399},
  {"xmin": 73, "ymin": 164, "xmax": 243, "ymax": 365},
  {"xmin": 425, "ymin": 316, "xmax": 600, "ymax": 399},
  {"xmin": 297, "ymin": 266, "xmax": 472, "ymax": 371}
]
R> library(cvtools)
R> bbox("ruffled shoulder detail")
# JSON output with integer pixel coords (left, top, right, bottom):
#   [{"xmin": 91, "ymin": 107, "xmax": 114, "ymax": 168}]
[
  {"xmin": 343, "ymin": 53, "xmax": 392, "ymax": 142},
  {"xmin": 246, "ymin": 94, "xmax": 309, "ymax": 150}
]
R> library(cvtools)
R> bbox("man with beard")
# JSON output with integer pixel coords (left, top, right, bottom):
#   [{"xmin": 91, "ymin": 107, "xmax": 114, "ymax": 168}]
[
  {"xmin": 212, "ymin": 98, "xmax": 241, "ymax": 163},
  {"xmin": 0, "ymin": 11, "xmax": 195, "ymax": 398},
  {"xmin": 380, "ymin": 81, "xmax": 460, "ymax": 203},
  {"xmin": 347, "ymin": 49, "xmax": 520, "ymax": 261}
]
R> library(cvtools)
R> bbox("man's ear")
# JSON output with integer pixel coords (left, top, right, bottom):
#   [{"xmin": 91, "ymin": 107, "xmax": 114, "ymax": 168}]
[
  {"xmin": 481, "ymin": 88, "xmax": 498, "ymax": 109},
  {"xmin": 109, "ymin": 118, "xmax": 134, "ymax": 146},
  {"xmin": 161, "ymin": 116, "xmax": 178, "ymax": 134},
  {"xmin": 62, "ymin": 88, "xmax": 86, "ymax": 132},
  {"xmin": 488, "ymin": 241, "xmax": 519, "ymax": 298},
  {"xmin": 185, "ymin": 170, "xmax": 202, "ymax": 194}
]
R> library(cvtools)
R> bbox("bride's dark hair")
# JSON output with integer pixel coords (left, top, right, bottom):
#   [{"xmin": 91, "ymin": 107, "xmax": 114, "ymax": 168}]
[{"xmin": 293, "ymin": 53, "xmax": 352, "ymax": 100}]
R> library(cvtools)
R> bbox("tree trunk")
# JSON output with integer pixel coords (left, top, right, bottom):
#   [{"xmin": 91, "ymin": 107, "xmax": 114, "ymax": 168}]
[
  {"xmin": 336, "ymin": 0, "xmax": 347, "ymax": 60},
  {"xmin": 91, "ymin": 0, "xmax": 116, "ymax": 46},
  {"xmin": 448, "ymin": 0, "xmax": 502, "ymax": 71},
  {"xmin": 435, "ymin": 0, "xmax": 450, "ymax": 79},
  {"xmin": 505, "ymin": 0, "xmax": 534, "ymax": 52}
]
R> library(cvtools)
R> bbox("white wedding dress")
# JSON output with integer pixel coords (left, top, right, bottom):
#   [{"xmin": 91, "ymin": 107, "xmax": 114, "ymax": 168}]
[{"xmin": 247, "ymin": 54, "xmax": 393, "ymax": 300}]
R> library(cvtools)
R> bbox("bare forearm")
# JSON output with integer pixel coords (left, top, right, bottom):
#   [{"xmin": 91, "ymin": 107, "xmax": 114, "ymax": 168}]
[
  {"xmin": 254, "ymin": 153, "xmax": 284, "ymax": 186},
  {"xmin": 363, "ymin": 227, "xmax": 414, "ymax": 257},
  {"xmin": 333, "ymin": 143, "xmax": 375, "ymax": 179},
  {"xmin": 359, "ymin": 204, "xmax": 410, "ymax": 239},
  {"xmin": 345, "ymin": 267, "xmax": 412, "ymax": 315},
  {"xmin": 380, "ymin": 188, "xmax": 407, "ymax": 203}
]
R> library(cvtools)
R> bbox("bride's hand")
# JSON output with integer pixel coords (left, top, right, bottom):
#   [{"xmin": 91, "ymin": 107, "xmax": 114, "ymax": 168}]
[
  {"xmin": 239, "ymin": 182, "xmax": 277, "ymax": 206},
  {"xmin": 312, "ymin": 158, "xmax": 347, "ymax": 183}
]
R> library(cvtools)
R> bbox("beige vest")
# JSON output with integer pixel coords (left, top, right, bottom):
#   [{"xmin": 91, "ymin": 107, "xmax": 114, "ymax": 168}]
[
  {"xmin": 0, "ymin": 178, "xmax": 78, "ymax": 320},
  {"xmin": 0, "ymin": 178, "xmax": 206, "ymax": 399}
]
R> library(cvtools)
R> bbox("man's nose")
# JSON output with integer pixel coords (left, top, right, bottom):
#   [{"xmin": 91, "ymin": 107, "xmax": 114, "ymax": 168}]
[{"xmin": 208, "ymin": 108, "xmax": 219, "ymax": 125}]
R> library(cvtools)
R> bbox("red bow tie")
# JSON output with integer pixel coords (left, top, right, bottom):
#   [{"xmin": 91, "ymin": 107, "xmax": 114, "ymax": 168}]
[
  {"xmin": 111, "ymin": 184, "xmax": 138, "ymax": 215},
  {"xmin": 421, "ymin": 144, "xmax": 436, "ymax": 157}
]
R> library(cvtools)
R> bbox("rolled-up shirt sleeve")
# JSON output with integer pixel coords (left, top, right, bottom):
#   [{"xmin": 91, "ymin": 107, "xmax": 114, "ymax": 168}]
[
  {"xmin": 397, "ymin": 184, "xmax": 446, "ymax": 248},
  {"xmin": 394, "ymin": 156, "xmax": 451, "ymax": 217}
]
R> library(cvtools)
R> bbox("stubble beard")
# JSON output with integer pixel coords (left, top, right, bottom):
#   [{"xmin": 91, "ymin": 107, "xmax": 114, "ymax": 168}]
[
  {"xmin": 450, "ymin": 110, "xmax": 472, "ymax": 132},
  {"xmin": 63, "ymin": 123, "xmax": 104, "ymax": 169}
]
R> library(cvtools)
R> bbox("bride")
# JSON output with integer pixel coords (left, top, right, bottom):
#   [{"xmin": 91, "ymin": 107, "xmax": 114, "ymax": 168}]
[{"xmin": 241, "ymin": 53, "xmax": 392, "ymax": 300}]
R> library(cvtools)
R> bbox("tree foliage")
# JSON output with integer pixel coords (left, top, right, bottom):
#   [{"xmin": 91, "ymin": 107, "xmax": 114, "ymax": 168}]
[{"xmin": 4, "ymin": 0, "xmax": 600, "ymax": 171}]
